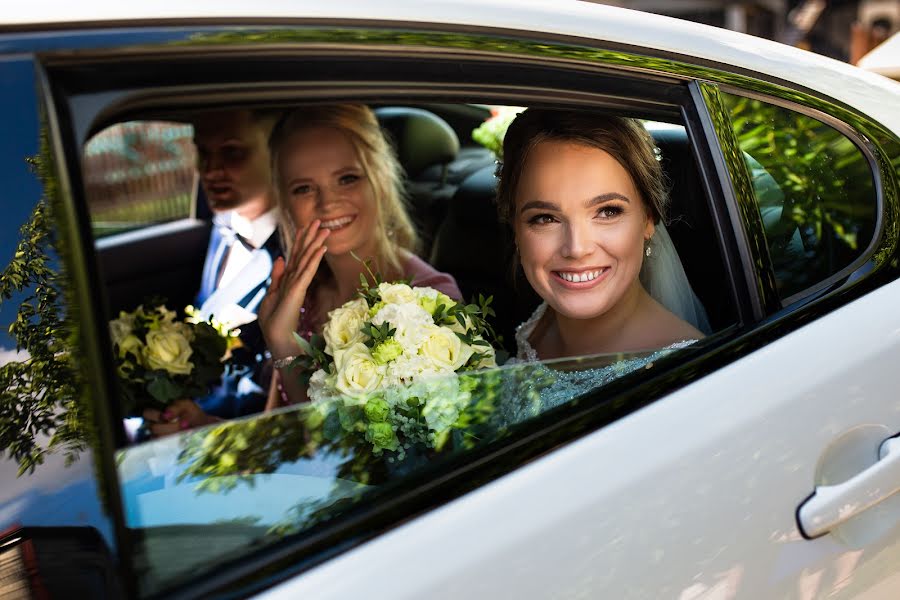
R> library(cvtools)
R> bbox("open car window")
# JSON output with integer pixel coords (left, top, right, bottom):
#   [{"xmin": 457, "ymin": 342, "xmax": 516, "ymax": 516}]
[{"xmin": 82, "ymin": 95, "xmax": 731, "ymax": 597}]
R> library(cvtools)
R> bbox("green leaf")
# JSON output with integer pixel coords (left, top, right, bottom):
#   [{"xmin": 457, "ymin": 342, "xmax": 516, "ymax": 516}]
[
  {"xmin": 292, "ymin": 331, "xmax": 314, "ymax": 356},
  {"xmin": 146, "ymin": 373, "xmax": 182, "ymax": 405}
]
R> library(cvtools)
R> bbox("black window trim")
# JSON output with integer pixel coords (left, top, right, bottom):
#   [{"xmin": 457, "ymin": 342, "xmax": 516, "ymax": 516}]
[{"xmin": 686, "ymin": 81, "xmax": 769, "ymax": 322}]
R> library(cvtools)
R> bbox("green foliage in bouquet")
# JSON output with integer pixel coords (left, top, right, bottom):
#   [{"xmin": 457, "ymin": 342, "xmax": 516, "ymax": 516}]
[
  {"xmin": 110, "ymin": 302, "xmax": 233, "ymax": 416},
  {"xmin": 289, "ymin": 265, "xmax": 503, "ymax": 460}
]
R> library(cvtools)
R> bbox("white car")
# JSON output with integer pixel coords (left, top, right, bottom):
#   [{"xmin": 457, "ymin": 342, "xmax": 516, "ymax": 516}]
[{"xmin": 1, "ymin": 1, "xmax": 899, "ymax": 598}]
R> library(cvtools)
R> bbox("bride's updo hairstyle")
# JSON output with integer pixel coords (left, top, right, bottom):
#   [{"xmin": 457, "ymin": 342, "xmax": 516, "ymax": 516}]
[
  {"xmin": 269, "ymin": 104, "xmax": 419, "ymax": 271},
  {"xmin": 495, "ymin": 108, "xmax": 668, "ymax": 227}
]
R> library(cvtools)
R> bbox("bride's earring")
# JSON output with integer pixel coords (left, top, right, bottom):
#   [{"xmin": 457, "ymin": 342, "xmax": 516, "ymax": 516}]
[{"xmin": 645, "ymin": 238, "xmax": 653, "ymax": 257}]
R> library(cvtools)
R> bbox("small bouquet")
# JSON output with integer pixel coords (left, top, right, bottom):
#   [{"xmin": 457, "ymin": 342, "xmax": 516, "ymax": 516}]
[
  {"xmin": 109, "ymin": 302, "xmax": 239, "ymax": 417},
  {"xmin": 471, "ymin": 106, "xmax": 524, "ymax": 158},
  {"xmin": 290, "ymin": 277, "xmax": 499, "ymax": 459}
]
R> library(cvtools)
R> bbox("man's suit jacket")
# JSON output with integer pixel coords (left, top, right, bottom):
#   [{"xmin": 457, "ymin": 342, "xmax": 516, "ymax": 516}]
[{"xmin": 196, "ymin": 228, "xmax": 282, "ymax": 418}]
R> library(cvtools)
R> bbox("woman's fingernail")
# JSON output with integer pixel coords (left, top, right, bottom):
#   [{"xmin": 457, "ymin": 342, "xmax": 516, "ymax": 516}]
[{"xmin": 179, "ymin": 420, "xmax": 190, "ymax": 430}]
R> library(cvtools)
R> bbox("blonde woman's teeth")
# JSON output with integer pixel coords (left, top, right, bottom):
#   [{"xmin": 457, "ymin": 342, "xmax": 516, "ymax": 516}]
[
  {"xmin": 320, "ymin": 216, "xmax": 354, "ymax": 230},
  {"xmin": 557, "ymin": 270, "xmax": 603, "ymax": 283}
]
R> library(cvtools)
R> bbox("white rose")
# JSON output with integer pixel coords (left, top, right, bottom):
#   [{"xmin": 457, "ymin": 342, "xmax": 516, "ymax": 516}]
[
  {"xmin": 109, "ymin": 312, "xmax": 135, "ymax": 347},
  {"xmin": 334, "ymin": 343, "xmax": 385, "ymax": 398},
  {"xmin": 143, "ymin": 325, "xmax": 193, "ymax": 375},
  {"xmin": 323, "ymin": 298, "xmax": 369, "ymax": 355},
  {"xmin": 117, "ymin": 334, "xmax": 143, "ymax": 360},
  {"xmin": 377, "ymin": 282, "xmax": 418, "ymax": 305},
  {"xmin": 419, "ymin": 325, "xmax": 474, "ymax": 372},
  {"xmin": 472, "ymin": 341, "xmax": 498, "ymax": 368},
  {"xmin": 372, "ymin": 302, "xmax": 433, "ymax": 349},
  {"xmin": 170, "ymin": 320, "xmax": 195, "ymax": 343}
]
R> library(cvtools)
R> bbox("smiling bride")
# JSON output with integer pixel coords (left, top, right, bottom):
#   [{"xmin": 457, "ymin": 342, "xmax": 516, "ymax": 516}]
[{"xmin": 495, "ymin": 108, "xmax": 709, "ymax": 363}]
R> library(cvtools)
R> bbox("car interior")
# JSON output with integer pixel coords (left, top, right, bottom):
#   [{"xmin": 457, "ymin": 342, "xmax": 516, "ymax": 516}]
[{"xmin": 88, "ymin": 102, "xmax": 738, "ymax": 356}]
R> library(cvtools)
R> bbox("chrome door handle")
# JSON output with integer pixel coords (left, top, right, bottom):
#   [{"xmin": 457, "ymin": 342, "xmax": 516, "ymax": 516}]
[{"xmin": 797, "ymin": 436, "xmax": 900, "ymax": 539}]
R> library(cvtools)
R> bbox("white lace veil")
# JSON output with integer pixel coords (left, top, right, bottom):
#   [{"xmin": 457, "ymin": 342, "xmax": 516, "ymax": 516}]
[{"xmin": 639, "ymin": 222, "xmax": 711, "ymax": 334}]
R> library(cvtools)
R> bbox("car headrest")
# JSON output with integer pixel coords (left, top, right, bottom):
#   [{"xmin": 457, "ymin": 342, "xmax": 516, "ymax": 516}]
[
  {"xmin": 375, "ymin": 107, "xmax": 460, "ymax": 178},
  {"xmin": 450, "ymin": 164, "xmax": 501, "ymax": 226}
]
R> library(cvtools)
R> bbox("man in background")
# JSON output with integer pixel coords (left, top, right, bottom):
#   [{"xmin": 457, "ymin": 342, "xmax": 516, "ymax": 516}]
[{"xmin": 192, "ymin": 109, "xmax": 282, "ymax": 418}]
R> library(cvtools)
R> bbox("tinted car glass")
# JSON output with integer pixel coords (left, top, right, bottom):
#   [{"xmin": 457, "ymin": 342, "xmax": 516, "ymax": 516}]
[
  {"xmin": 720, "ymin": 92, "xmax": 878, "ymax": 301},
  {"xmin": 0, "ymin": 57, "xmax": 120, "ymax": 598},
  {"xmin": 85, "ymin": 121, "xmax": 196, "ymax": 238},
  {"xmin": 118, "ymin": 348, "xmax": 687, "ymax": 595}
]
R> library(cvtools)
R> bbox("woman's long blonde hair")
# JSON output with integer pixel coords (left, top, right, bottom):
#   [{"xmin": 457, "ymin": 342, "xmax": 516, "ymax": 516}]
[{"xmin": 269, "ymin": 104, "xmax": 419, "ymax": 273}]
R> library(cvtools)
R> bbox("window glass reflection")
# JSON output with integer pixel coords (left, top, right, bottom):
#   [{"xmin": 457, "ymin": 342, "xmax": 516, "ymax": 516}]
[
  {"xmin": 721, "ymin": 93, "xmax": 878, "ymax": 299},
  {"xmin": 117, "ymin": 348, "xmax": 683, "ymax": 594}
]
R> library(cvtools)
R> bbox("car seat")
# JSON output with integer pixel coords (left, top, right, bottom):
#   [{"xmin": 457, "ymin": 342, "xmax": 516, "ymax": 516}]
[
  {"xmin": 429, "ymin": 165, "xmax": 541, "ymax": 353},
  {"xmin": 374, "ymin": 107, "xmax": 461, "ymax": 258}
]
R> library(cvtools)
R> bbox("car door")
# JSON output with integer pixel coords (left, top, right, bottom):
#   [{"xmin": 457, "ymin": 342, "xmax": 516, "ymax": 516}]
[{"xmin": 254, "ymin": 56, "xmax": 900, "ymax": 600}]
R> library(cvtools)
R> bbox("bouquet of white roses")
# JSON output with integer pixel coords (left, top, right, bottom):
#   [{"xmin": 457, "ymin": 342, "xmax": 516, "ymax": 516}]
[
  {"xmin": 290, "ymin": 279, "xmax": 499, "ymax": 458},
  {"xmin": 109, "ymin": 302, "xmax": 238, "ymax": 417}
]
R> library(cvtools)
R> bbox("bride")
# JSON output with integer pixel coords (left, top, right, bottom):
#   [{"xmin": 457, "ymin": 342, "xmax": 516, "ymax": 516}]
[{"xmin": 495, "ymin": 108, "xmax": 709, "ymax": 363}]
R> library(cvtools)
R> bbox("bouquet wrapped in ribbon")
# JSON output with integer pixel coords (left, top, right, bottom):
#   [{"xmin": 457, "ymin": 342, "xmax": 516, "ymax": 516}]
[
  {"xmin": 290, "ymin": 279, "xmax": 499, "ymax": 459},
  {"xmin": 109, "ymin": 302, "xmax": 238, "ymax": 417}
]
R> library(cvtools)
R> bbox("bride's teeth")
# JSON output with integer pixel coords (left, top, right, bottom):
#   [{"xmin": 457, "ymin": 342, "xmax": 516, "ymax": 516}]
[{"xmin": 559, "ymin": 270, "xmax": 602, "ymax": 283}]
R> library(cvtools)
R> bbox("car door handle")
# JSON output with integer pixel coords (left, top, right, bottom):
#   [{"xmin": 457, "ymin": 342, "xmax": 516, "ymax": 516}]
[{"xmin": 797, "ymin": 435, "xmax": 900, "ymax": 539}]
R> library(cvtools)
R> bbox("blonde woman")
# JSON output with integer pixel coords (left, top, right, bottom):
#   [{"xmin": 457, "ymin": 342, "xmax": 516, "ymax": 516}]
[{"xmin": 259, "ymin": 104, "xmax": 461, "ymax": 407}]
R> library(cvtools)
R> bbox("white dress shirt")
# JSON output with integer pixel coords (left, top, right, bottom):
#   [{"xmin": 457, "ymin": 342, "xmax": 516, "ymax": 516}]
[{"xmin": 214, "ymin": 208, "xmax": 278, "ymax": 289}]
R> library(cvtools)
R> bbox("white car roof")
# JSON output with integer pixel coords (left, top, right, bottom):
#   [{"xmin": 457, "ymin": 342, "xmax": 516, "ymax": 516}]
[{"xmin": 6, "ymin": 0, "xmax": 900, "ymax": 133}]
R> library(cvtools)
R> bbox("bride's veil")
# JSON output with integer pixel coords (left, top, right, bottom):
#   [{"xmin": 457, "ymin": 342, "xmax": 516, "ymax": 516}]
[{"xmin": 640, "ymin": 222, "xmax": 711, "ymax": 334}]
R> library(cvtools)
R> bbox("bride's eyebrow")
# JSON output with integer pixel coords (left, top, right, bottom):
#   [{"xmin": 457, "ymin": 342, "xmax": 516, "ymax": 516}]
[
  {"xmin": 519, "ymin": 200, "xmax": 559, "ymax": 213},
  {"xmin": 586, "ymin": 193, "xmax": 631, "ymax": 206}
]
